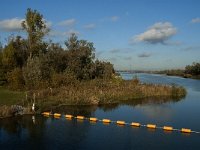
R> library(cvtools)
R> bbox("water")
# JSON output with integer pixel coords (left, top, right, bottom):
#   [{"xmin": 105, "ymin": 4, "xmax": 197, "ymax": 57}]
[{"xmin": 0, "ymin": 73, "xmax": 200, "ymax": 150}]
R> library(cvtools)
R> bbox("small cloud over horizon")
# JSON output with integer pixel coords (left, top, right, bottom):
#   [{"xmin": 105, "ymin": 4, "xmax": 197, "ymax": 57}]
[
  {"xmin": 84, "ymin": 23, "xmax": 96, "ymax": 29},
  {"xmin": 138, "ymin": 52, "xmax": 152, "ymax": 58},
  {"xmin": 191, "ymin": 18, "xmax": 200, "ymax": 24},
  {"xmin": 58, "ymin": 19, "xmax": 76, "ymax": 27},
  {"xmin": 131, "ymin": 22, "xmax": 177, "ymax": 44},
  {"xmin": 110, "ymin": 16, "xmax": 119, "ymax": 22},
  {"xmin": 0, "ymin": 18, "xmax": 24, "ymax": 32}
]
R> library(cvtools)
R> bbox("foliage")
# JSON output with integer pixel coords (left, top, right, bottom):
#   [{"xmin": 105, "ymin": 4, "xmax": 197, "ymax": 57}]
[
  {"xmin": 7, "ymin": 68, "xmax": 25, "ymax": 90},
  {"xmin": 0, "ymin": 9, "xmax": 115, "ymax": 90},
  {"xmin": 185, "ymin": 62, "xmax": 200, "ymax": 76},
  {"xmin": 21, "ymin": 8, "xmax": 49, "ymax": 57}
]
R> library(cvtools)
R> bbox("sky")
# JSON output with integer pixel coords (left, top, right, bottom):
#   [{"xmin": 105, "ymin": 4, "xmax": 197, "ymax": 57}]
[{"xmin": 0, "ymin": 0, "xmax": 200, "ymax": 71}]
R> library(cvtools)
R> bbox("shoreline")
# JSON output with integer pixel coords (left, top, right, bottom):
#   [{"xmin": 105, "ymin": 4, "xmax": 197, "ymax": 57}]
[{"xmin": 0, "ymin": 79, "xmax": 187, "ymax": 118}]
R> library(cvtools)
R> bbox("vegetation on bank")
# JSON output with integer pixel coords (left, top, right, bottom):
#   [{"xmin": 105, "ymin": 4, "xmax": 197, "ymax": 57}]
[
  {"xmin": 32, "ymin": 78, "xmax": 186, "ymax": 111},
  {"xmin": 153, "ymin": 62, "xmax": 200, "ymax": 79},
  {"xmin": 0, "ymin": 87, "xmax": 25, "ymax": 106},
  {"xmin": 0, "ymin": 9, "xmax": 187, "ymax": 117}
]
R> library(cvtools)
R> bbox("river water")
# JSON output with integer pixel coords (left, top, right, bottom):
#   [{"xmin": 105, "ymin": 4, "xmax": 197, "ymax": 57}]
[{"xmin": 0, "ymin": 73, "xmax": 200, "ymax": 150}]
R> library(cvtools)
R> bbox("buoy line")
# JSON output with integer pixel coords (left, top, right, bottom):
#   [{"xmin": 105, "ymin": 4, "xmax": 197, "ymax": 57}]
[{"xmin": 42, "ymin": 112, "xmax": 200, "ymax": 134}]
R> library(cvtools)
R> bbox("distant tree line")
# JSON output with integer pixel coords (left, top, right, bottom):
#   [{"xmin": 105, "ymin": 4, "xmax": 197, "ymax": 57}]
[
  {"xmin": 153, "ymin": 62, "xmax": 200, "ymax": 78},
  {"xmin": 185, "ymin": 62, "xmax": 200, "ymax": 76},
  {"xmin": 0, "ymin": 9, "xmax": 114, "ymax": 90}
]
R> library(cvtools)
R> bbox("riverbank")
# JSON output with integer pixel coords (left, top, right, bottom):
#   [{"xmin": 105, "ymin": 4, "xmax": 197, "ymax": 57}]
[
  {"xmin": 30, "ymin": 78, "xmax": 186, "ymax": 111},
  {"xmin": 151, "ymin": 70, "xmax": 200, "ymax": 80},
  {"xmin": 0, "ymin": 78, "xmax": 186, "ymax": 118}
]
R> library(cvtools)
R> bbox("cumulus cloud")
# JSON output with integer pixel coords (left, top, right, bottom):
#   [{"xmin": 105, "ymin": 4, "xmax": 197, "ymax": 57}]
[
  {"xmin": 110, "ymin": 16, "xmax": 119, "ymax": 22},
  {"xmin": 84, "ymin": 23, "xmax": 96, "ymax": 29},
  {"xmin": 0, "ymin": 18, "xmax": 24, "ymax": 32},
  {"xmin": 191, "ymin": 18, "xmax": 200, "ymax": 23},
  {"xmin": 132, "ymin": 22, "xmax": 177, "ymax": 44},
  {"xmin": 138, "ymin": 52, "xmax": 151, "ymax": 58},
  {"xmin": 58, "ymin": 19, "xmax": 76, "ymax": 27}
]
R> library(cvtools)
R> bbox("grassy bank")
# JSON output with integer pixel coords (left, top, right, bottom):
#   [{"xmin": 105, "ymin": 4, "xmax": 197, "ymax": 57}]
[
  {"xmin": 0, "ymin": 78, "xmax": 187, "ymax": 117},
  {"xmin": 27, "ymin": 78, "xmax": 186, "ymax": 111},
  {"xmin": 0, "ymin": 86, "xmax": 26, "ymax": 106}
]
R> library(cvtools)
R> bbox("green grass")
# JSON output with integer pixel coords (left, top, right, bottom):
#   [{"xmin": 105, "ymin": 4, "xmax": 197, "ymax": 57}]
[{"xmin": 0, "ymin": 86, "xmax": 26, "ymax": 106}]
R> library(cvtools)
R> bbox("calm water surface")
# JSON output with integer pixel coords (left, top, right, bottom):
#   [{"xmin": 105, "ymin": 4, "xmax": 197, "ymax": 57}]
[{"xmin": 0, "ymin": 73, "xmax": 200, "ymax": 150}]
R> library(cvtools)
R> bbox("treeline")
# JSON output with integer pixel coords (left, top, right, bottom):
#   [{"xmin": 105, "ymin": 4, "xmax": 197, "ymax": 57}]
[
  {"xmin": 0, "ymin": 9, "xmax": 114, "ymax": 90},
  {"xmin": 153, "ymin": 62, "xmax": 200, "ymax": 79}
]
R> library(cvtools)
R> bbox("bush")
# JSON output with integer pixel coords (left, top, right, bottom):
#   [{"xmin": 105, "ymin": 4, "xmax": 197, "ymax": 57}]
[{"xmin": 7, "ymin": 68, "xmax": 24, "ymax": 90}]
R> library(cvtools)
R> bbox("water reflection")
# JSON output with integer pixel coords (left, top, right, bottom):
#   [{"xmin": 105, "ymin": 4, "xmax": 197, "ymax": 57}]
[
  {"xmin": 98, "ymin": 97, "xmax": 183, "ymax": 112},
  {"xmin": 1, "ymin": 73, "xmax": 200, "ymax": 150}
]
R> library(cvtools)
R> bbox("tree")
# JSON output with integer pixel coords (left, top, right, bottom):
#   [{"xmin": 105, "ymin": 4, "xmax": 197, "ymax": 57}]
[
  {"xmin": 2, "ymin": 36, "xmax": 28, "ymax": 71},
  {"xmin": 22, "ymin": 8, "xmax": 49, "ymax": 57},
  {"xmin": 65, "ymin": 34, "xmax": 95, "ymax": 80},
  {"xmin": 185, "ymin": 62, "xmax": 200, "ymax": 75},
  {"xmin": 94, "ymin": 60, "xmax": 114, "ymax": 79}
]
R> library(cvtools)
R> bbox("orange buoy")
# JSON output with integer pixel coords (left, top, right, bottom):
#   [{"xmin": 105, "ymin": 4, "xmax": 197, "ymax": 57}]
[
  {"xmin": 131, "ymin": 122, "xmax": 140, "ymax": 127},
  {"xmin": 90, "ymin": 117, "xmax": 98, "ymax": 122},
  {"xmin": 163, "ymin": 126, "xmax": 173, "ymax": 131},
  {"xmin": 65, "ymin": 115, "xmax": 73, "ymax": 118},
  {"xmin": 181, "ymin": 128, "xmax": 191, "ymax": 133},
  {"xmin": 76, "ymin": 116, "xmax": 84, "ymax": 120},
  {"xmin": 54, "ymin": 113, "xmax": 61, "ymax": 117},
  {"xmin": 42, "ymin": 112, "xmax": 50, "ymax": 116},
  {"xmin": 147, "ymin": 124, "xmax": 156, "ymax": 129},
  {"xmin": 117, "ymin": 121, "xmax": 126, "ymax": 125},
  {"xmin": 102, "ymin": 119, "xmax": 111, "ymax": 123}
]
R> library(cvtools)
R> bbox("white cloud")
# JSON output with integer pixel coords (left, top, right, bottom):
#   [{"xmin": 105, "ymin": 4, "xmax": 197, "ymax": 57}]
[
  {"xmin": 191, "ymin": 18, "xmax": 200, "ymax": 23},
  {"xmin": 58, "ymin": 19, "xmax": 76, "ymax": 27},
  {"xmin": 0, "ymin": 18, "xmax": 24, "ymax": 32},
  {"xmin": 110, "ymin": 16, "xmax": 119, "ymax": 22},
  {"xmin": 132, "ymin": 22, "xmax": 177, "ymax": 44},
  {"xmin": 84, "ymin": 23, "xmax": 96, "ymax": 29}
]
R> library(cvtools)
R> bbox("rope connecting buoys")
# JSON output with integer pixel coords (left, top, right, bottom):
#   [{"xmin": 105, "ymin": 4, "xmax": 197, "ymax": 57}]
[{"xmin": 41, "ymin": 112, "xmax": 199, "ymax": 135}]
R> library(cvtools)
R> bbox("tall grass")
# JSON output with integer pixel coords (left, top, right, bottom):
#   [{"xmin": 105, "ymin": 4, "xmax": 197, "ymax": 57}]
[{"xmin": 30, "ymin": 78, "xmax": 186, "ymax": 108}]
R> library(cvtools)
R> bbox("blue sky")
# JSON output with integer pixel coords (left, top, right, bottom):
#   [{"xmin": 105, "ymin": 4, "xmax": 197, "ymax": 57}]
[{"xmin": 0, "ymin": 0, "xmax": 200, "ymax": 70}]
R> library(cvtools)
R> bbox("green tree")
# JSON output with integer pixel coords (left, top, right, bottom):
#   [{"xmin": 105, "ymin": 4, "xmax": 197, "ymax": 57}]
[
  {"xmin": 65, "ymin": 34, "xmax": 95, "ymax": 80},
  {"xmin": 46, "ymin": 43, "xmax": 68, "ymax": 73},
  {"xmin": 2, "ymin": 36, "xmax": 28, "ymax": 70},
  {"xmin": 22, "ymin": 8, "xmax": 49, "ymax": 57},
  {"xmin": 7, "ymin": 68, "xmax": 24, "ymax": 90}
]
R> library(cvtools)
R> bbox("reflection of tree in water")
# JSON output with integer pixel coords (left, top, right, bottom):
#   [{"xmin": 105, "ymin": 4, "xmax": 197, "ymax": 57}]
[
  {"xmin": 0, "ymin": 115, "xmax": 92, "ymax": 149},
  {"xmin": 99, "ymin": 96, "xmax": 184, "ymax": 112},
  {"xmin": 52, "ymin": 105, "xmax": 98, "ymax": 117},
  {"xmin": 0, "ymin": 115, "xmax": 47, "ymax": 139}
]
